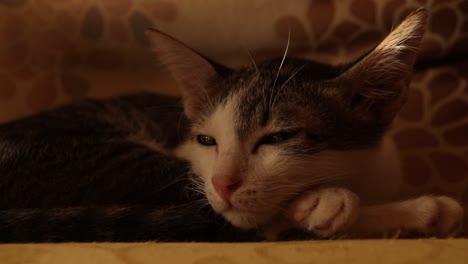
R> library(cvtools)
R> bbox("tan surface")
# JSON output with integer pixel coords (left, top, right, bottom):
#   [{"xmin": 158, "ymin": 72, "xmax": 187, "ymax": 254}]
[{"xmin": 0, "ymin": 239, "xmax": 467, "ymax": 264}]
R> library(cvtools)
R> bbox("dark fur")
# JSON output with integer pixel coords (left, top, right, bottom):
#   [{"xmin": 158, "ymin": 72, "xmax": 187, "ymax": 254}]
[
  {"xmin": 0, "ymin": 94, "xmax": 190, "ymax": 208},
  {"xmin": 0, "ymin": 203, "xmax": 261, "ymax": 242},
  {"xmin": 0, "ymin": 93, "xmax": 262, "ymax": 242}
]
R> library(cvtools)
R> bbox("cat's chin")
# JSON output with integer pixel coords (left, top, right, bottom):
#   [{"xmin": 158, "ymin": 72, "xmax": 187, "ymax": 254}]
[
  {"xmin": 208, "ymin": 197, "xmax": 274, "ymax": 228},
  {"xmin": 221, "ymin": 209, "xmax": 272, "ymax": 229}
]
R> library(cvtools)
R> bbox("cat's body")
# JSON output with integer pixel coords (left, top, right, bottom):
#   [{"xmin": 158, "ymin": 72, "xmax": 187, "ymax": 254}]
[
  {"xmin": 0, "ymin": 93, "xmax": 274, "ymax": 242},
  {"xmin": 0, "ymin": 9, "xmax": 465, "ymax": 242},
  {"xmin": 0, "ymin": 93, "xmax": 259, "ymax": 242},
  {"xmin": 0, "ymin": 94, "xmax": 189, "ymax": 209}
]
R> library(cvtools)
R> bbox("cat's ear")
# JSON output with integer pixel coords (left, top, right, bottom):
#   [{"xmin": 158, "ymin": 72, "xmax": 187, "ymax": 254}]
[
  {"xmin": 146, "ymin": 29, "xmax": 223, "ymax": 120},
  {"xmin": 336, "ymin": 9, "xmax": 427, "ymax": 122}
]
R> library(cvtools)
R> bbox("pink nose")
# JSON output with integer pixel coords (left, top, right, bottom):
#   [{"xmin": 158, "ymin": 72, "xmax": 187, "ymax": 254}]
[{"xmin": 211, "ymin": 176, "xmax": 242, "ymax": 201}]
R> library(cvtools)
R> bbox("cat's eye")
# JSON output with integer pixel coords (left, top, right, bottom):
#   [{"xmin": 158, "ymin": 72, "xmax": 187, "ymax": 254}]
[
  {"xmin": 259, "ymin": 129, "xmax": 300, "ymax": 145},
  {"xmin": 196, "ymin": 134, "xmax": 217, "ymax": 146}
]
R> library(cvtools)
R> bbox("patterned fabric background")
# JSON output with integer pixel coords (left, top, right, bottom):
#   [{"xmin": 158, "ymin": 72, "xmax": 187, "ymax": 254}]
[
  {"xmin": 1, "ymin": 0, "xmax": 467, "ymax": 121},
  {"xmin": 0, "ymin": 0, "xmax": 467, "ymax": 228}
]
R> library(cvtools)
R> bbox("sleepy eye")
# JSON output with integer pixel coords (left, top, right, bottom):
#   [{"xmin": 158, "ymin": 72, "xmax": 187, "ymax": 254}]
[
  {"xmin": 197, "ymin": 134, "xmax": 217, "ymax": 146},
  {"xmin": 259, "ymin": 129, "xmax": 300, "ymax": 145}
]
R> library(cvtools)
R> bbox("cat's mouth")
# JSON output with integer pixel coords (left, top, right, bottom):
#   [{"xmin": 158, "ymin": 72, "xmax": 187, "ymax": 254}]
[
  {"xmin": 214, "ymin": 199, "xmax": 272, "ymax": 215},
  {"xmin": 211, "ymin": 201, "xmax": 275, "ymax": 229},
  {"xmin": 207, "ymin": 189, "xmax": 277, "ymax": 228},
  {"xmin": 222, "ymin": 208, "xmax": 273, "ymax": 229}
]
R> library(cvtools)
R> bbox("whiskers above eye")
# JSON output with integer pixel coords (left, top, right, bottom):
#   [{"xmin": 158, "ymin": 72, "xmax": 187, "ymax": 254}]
[
  {"xmin": 270, "ymin": 64, "xmax": 305, "ymax": 108},
  {"xmin": 244, "ymin": 48, "xmax": 259, "ymax": 76},
  {"xmin": 268, "ymin": 26, "xmax": 290, "ymax": 110}
]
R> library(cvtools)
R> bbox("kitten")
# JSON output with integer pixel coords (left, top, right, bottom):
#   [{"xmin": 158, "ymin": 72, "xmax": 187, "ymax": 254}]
[
  {"xmin": 0, "ymin": 9, "xmax": 463, "ymax": 242},
  {"xmin": 162, "ymin": 8, "xmax": 463, "ymax": 238}
]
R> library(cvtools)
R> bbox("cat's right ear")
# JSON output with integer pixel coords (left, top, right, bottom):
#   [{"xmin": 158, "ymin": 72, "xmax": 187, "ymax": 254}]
[
  {"xmin": 146, "ymin": 29, "xmax": 221, "ymax": 120},
  {"xmin": 334, "ymin": 9, "xmax": 427, "ymax": 123}
]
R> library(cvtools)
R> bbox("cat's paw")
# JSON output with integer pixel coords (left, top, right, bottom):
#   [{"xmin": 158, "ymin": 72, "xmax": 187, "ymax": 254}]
[
  {"xmin": 287, "ymin": 187, "xmax": 360, "ymax": 237},
  {"xmin": 410, "ymin": 196, "xmax": 464, "ymax": 237}
]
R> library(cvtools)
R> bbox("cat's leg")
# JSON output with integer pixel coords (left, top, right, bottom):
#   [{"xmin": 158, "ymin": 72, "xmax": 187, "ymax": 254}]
[
  {"xmin": 350, "ymin": 195, "xmax": 464, "ymax": 238},
  {"xmin": 286, "ymin": 187, "xmax": 360, "ymax": 237},
  {"xmin": 285, "ymin": 189, "xmax": 463, "ymax": 238}
]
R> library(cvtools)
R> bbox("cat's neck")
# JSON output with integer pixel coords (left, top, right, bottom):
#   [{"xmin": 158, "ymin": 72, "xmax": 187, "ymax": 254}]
[{"xmin": 342, "ymin": 135, "xmax": 403, "ymax": 205}]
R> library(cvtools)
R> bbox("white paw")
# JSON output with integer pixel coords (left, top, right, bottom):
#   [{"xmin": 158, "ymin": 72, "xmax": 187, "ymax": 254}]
[
  {"xmin": 410, "ymin": 196, "xmax": 464, "ymax": 237},
  {"xmin": 287, "ymin": 187, "xmax": 360, "ymax": 237}
]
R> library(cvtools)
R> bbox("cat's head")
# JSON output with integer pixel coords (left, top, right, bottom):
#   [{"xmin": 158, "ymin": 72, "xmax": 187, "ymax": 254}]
[{"xmin": 147, "ymin": 9, "xmax": 427, "ymax": 228}]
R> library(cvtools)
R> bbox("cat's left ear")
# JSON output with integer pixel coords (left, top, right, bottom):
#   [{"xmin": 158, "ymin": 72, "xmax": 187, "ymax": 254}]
[
  {"xmin": 146, "ymin": 29, "xmax": 228, "ymax": 120},
  {"xmin": 336, "ymin": 8, "xmax": 427, "ymax": 123}
]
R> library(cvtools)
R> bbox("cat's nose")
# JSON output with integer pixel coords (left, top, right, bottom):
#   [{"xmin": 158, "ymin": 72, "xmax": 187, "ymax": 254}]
[{"xmin": 211, "ymin": 176, "xmax": 242, "ymax": 201}]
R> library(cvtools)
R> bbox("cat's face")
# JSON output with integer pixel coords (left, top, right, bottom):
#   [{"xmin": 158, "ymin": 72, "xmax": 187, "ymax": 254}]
[
  {"xmin": 148, "ymin": 9, "xmax": 427, "ymax": 228},
  {"xmin": 177, "ymin": 60, "xmax": 388, "ymax": 228}
]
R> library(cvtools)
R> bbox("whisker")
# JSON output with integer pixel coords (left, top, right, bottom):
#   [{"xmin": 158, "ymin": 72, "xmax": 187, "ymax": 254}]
[
  {"xmin": 269, "ymin": 26, "xmax": 290, "ymax": 109},
  {"xmin": 177, "ymin": 111, "xmax": 185, "ymax": 142},
  {"xmin": 271, "ymin": 64, "xmax": 305, "ymax": 108},
  {"xmin": 245, "ymin": 48, "xmax": 259, "ymax": 75}
]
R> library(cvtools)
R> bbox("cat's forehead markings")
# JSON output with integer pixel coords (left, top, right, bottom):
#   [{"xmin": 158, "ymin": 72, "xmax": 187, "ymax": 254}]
[
  {"xmin": 233, "ymin": 89, "xmax": 303, "ymax": 138},
  {"xmin": 229, "ymin": 82, "xmax": 275, "ymax": 139},
  {"xmin": 226, "ymin": 61, "xmax": 319, "ymax": 139}
]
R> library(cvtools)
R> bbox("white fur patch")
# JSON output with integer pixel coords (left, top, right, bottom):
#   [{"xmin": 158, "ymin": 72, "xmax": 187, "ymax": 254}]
[{"xmin": 176, "ymin": 96, "xmax": 241, "ymax": 213}]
